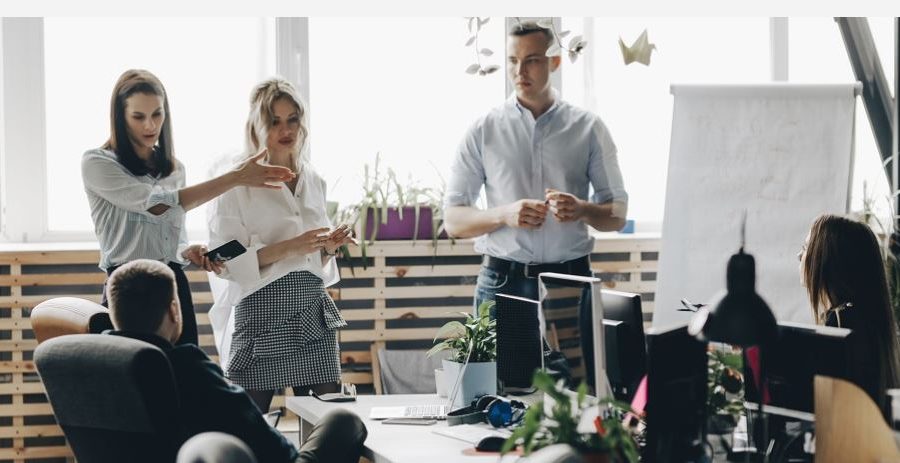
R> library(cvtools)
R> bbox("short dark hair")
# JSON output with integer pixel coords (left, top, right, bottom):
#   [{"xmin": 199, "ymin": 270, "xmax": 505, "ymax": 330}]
[
  {"xmin": 508, "ymin": 20, "xmax": 554, "ymax": 48},
  {"xmin": 106, "ymin": 259, "xmax": 176, "ymax": 333},
  {"xmin": 103, "ymin": 69, "xmax": 176, "ymax": 178}
]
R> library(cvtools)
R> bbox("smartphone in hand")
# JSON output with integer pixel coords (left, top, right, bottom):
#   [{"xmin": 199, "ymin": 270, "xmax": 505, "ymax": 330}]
[{"xmin": 204, "ymin": 239, "xmax": 247, "ymax": 262}]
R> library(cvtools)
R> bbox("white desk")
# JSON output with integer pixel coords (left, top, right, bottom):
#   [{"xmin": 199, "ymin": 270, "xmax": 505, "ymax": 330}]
[{"xmin": 287, "ymin": 394, "xmax": 521, "ymax": 463}]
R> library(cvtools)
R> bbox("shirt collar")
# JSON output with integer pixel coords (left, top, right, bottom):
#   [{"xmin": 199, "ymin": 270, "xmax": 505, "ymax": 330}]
[
  {"xmin": 507, "ymin": 87, "xmax": 562, "ymax": 119},
  {"xmin": 108, "ymin": 330, "xmax": 174, "ymax": 351}
]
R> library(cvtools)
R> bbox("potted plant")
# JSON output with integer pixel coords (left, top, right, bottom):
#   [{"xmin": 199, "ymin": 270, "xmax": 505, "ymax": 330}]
[
  {"xmin": 706, "ymin": 344, "xmax": 744, "ymax": 434},
  {"xmin": 427, "ymin": 300, "xmax": 497, "ymax": 407},
  {"xmin": 336, "ymin": 153, "xmax": 451, "ymax": 266},
  {"xmin": 501, "ymin": 370, "xmax": 640, "ymax": 462}
]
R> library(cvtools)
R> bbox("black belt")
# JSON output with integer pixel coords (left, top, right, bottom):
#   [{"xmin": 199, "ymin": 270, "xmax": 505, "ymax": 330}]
[{"xmin": 483, "ymin": 255, "xmax": 590, "ymax": 279}]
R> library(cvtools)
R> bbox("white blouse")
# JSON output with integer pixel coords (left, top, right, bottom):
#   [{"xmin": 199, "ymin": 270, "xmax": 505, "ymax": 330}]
[{"xmin": 206, "ymin": 159, "xmax": 339, "ymax": 364}]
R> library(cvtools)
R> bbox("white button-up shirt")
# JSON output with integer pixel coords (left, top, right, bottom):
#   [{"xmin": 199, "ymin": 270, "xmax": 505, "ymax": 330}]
[
  {"xmin": 444, "ymin": 89, "xmax": 628, "ymax": 264},
  {"xmin": 206, "ymin": 159, "xmax": 338, "ymax": 364},
  {"xmin": 81, "ymin": 148, "xmax": 189, "ymax": 271}
]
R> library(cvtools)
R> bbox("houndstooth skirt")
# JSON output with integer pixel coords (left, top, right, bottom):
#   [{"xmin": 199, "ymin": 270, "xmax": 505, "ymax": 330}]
[{"xmin": 226, "ymin": 271, "xmax": 346, "ymax": 391}]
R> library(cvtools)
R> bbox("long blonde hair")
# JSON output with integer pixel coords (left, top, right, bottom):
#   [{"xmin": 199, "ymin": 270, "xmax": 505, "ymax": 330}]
[{"xmin": 244, "ymin": 77, "xmax": 309, "ymax": 163}]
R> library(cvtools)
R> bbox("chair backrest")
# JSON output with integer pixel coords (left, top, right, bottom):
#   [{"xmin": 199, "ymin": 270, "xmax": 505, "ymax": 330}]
[
  {"xmin": 371, "ymin": 345, "xmax": 448, "ymax": 394},
  {"xmin": 30, "ymin": 297, "xmax": 113, "ymax": 343},
  {"xmin": 35, "ymin": 334, "xmax": 183, "ymax": 463},
  {"xmin": 814, "ymin": 375, "xmax": 900, "ymax": 463}
]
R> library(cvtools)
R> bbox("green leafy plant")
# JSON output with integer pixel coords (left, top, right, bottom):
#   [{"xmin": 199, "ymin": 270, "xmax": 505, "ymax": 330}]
[
  {"xmin": 707, "ymin": 345, "xmax": 744, "ymax": 425},
  {"xmin": 501, "ymin": 370, "xmax": 639, "ymax": 462},
  {"xmin": 336, "ymin": 153, "xmax": 452, "ymax": 268},
  {"xmin": 427, "ymin": 300, "xmax": 496, "ymax": 363}
]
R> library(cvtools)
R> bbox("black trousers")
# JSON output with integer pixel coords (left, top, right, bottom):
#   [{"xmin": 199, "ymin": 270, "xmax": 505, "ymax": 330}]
[
  {"xmin": 296, "ymin": 409, "xmax": 368, "ymax": 463},
  {"xmin": 102, "ymin": 262, "xmax": 199, "ymax": 346}
]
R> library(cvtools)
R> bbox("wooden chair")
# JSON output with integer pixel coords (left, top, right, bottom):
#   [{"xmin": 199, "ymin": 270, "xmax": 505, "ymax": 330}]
[{"xmin": 814, "ymin": 375, "xmax": 900, "ymax": 462}]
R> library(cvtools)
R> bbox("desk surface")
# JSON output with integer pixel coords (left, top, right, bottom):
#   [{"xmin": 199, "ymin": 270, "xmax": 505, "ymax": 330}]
[{"xmin": 287, "ymin": 394, "xmax": 521, "ymax": 463}]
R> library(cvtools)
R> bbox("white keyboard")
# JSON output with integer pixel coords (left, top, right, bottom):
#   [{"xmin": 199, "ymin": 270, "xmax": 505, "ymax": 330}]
[{"xmin": 403, "ymin": 404, "xmax": 447, "ymax": 419}]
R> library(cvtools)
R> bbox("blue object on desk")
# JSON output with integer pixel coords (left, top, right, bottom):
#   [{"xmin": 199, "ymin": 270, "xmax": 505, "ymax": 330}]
[{"xmin": 619, "ymin": 219, "xmax": 635, "ymax": 234}]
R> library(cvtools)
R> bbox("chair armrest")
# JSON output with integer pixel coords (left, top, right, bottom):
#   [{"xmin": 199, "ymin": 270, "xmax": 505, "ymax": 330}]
[{"xmin": 31, "ymin": 297, "xmax": 112, "ymax": 343}]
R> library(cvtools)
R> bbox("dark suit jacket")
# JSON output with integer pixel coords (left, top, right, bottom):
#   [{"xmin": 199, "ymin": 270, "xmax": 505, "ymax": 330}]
[{"xmin": 110, "ymin": 331, "xmax": 298, "ymax": 463}]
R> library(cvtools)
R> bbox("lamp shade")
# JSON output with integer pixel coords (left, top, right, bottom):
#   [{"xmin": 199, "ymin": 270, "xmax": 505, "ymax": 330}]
[{"xmin": 689, "ymin": 249, "xmax": 777, "ymax": 347}]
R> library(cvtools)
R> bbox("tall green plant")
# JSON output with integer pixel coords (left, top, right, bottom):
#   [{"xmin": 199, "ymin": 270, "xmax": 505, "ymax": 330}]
[{"xmin": 427, "ymin": 300, "xmax": 496, "ymax": 363}]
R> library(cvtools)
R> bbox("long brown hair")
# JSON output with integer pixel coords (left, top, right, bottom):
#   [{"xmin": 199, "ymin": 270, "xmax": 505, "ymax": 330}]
[
  {"xmin": 803, "ymin": 214, "xmax": 900, "ymax": 395},
  {"xmin": 103, "ymin": 69, "xmax": 175, "ymax": 177}
]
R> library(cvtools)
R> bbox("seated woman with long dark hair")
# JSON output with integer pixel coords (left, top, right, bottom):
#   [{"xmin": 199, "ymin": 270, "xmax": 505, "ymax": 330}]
[{"xmin": 799, "ymin": 213, "xmax": 900, "ymax": 411}]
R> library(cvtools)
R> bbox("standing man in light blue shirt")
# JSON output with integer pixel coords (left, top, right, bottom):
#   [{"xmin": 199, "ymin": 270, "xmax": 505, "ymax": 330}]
[{"xmin": 444, "ymin": 21, "xmax": 628, "ymax": 307}]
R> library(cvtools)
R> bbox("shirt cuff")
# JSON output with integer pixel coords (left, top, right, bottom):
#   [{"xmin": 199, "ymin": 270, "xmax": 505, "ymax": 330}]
[{"xmin": 221, "ymin": 235, "xmax": 265, "ymax": 288}]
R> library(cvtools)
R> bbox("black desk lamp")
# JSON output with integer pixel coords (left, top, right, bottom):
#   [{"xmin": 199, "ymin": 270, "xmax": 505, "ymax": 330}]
[{"xmin": 688, "ymin": 216, "xmax": 777, "ymax": 462}]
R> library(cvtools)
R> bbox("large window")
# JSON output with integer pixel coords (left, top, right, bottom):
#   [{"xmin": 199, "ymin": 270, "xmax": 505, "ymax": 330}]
[
  {"xmin": 43, "ymin": 18, "xmax": 275, "ymax": 236},
  {"xmin": 789, "ymin": 17, "xmax": 896, "ymax": 228},
  {"xmin": 307, "ymin": 18, "xmax": 506, "ymax": 210},
  {"xmin": 562, "ymin": 18, "xmax": 771, "ymax": 228}
]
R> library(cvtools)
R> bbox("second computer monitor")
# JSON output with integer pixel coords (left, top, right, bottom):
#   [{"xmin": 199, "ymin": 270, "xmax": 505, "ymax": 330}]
[
  {"xmin": 600, "ymin": 289, "xmax": 647, "ymax": 401},
  {"xmin": 743, "ymin": 321, "xmax": 853, "ymax": 413},
  {"xmin": 538, "ymin": 272, "xmax": 608, "ymax": 399}
]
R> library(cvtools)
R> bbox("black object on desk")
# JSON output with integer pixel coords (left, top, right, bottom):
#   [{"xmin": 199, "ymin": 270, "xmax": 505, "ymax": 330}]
[
  {"xmin": 600, "ymin": 289, "xmax": 647, "ymax": 402},
  {"xmin": 644, "ymin": 323, "xmax": 708, "ymax": 462},
  {"xmin": 495, "ymin": 293, "xmax": 542, "ymax": 392}
]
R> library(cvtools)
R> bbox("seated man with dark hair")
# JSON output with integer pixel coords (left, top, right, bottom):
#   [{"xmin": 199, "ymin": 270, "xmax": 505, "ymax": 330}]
[{"xmin": 106, "ymin": 259, "xmax": 367, "ymax": 463}]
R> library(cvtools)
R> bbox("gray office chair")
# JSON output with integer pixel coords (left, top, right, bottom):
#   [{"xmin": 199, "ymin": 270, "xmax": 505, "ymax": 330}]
[
  {"xmin": 177, "ymin": 432, "xmax": 257, "ymax": 463},
  {"xmin": 35, "ymin": 334, "xmax": 183, "ymax": 463},
  {"xmin": 372, "ymin": 346, "xmax": 447, "ymax": 394}
]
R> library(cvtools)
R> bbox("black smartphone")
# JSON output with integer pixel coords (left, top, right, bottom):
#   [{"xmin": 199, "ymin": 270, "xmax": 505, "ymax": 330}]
[{"xmin": 204, "ymin": 240, "xmax": 247, "ymax": 262}]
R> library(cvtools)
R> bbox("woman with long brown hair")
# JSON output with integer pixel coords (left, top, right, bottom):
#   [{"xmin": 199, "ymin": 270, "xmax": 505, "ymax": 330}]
[
  {"xmin": 82, "ymin": 69, "xmax": 295, "ymax": 345},
  {"xmin": 799, "ymin": 213, "xmax": 900, "ymax": 411},
  {"xmin": 207, "ymin": 77, "xmax": 354, "ymax": 412}
]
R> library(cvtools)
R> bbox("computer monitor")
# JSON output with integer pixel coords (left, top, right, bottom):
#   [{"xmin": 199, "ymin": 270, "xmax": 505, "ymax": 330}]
[
  {"xmin": 495, "ymin": 293, "xmax": 542, "ymax": 391},
  {"xmin": 644, "ymin": 323, "xmax": 708, "ymax": 462},
  {"xmin": 743, "ymin": 321, "xmax": 853, "ymax": 414},
  {"xmin": 600, "ymin": 290, "xmax": 647, "ymax": 401},
  {"xmin": 537, "ymin": 272, "xmax": 608, "ymax": 399}
]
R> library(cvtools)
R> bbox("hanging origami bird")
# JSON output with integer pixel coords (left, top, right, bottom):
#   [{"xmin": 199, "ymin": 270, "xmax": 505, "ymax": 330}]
[{"xmin": 619, "ymin": 29, "xmax": 657, "ymax": 66}]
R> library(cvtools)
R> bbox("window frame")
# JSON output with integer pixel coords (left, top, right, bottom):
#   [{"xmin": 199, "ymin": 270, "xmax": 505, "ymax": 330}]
[{"xmin": 0, "ymin": 17, "xmax": 789, "ymax": 243}]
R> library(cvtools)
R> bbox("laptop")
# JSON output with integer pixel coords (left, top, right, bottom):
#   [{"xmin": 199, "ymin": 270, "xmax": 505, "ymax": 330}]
[
  {"xmin": 369, "ymin": 403, "xmax": 449, "ymax": 420},
  {"xmin": 369, "ymin": 342, "xmax": 476, "ymax": 420}
]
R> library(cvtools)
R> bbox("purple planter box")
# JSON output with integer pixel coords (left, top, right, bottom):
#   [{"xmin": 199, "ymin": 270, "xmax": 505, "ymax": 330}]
[{"xmin": 363, "ymin": 206, "xmax": 449, "ymax": 241}]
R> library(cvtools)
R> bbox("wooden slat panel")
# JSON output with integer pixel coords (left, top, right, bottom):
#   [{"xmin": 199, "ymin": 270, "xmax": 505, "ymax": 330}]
[
  {"xmin": 0, "ymin": 236, "xmax": 660, "ymax": 459},
  {"xmin": 0, "ymin": 446, "xmax": 72, "ymax": 459},
  {"xmin": 0, "ymin": 403, "xmax": 54, "ymax": 417},
  {"xmin": 0, "ymin": 424, "xmax": 64, "ymax": 439},
  {"xmin": 0, "ymin": 382, "xmax": 46, "ymax": 395},
  {"xmin": 0, "ymin": 361, "xmax": 36, "ymax": 373}
]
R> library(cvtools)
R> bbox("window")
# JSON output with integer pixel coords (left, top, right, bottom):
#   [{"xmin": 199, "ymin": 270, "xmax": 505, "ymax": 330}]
[
  {"xmin": 43, "ymin": 17, "xmax": 276, "ymax": 237},
  {"xmin": 562, "ymin": 18, "xmax": 771, "ymax": 228},
  {"xmin": 789, "ymin": 17, "xmax": 896, "ymax": 226},
  {"xmin": 307, "ymin": 18, "xmax": 506, "ymax": 210}
]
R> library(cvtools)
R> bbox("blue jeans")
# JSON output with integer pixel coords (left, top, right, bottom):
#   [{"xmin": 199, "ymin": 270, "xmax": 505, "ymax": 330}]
[{"xmin": 473, "ymin": 258, "xmax": 593, "ymax": 313}]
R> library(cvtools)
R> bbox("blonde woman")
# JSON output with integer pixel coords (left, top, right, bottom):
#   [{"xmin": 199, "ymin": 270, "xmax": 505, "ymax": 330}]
[{"xmin": 207, "ymin": 78, "xmax": 353, "ymax": 412}]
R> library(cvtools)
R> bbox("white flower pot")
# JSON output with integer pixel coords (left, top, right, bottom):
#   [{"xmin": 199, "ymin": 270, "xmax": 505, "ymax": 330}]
[{"xmin": 442, "ymin": 359, "xmax": 497, "ymax": 407}]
